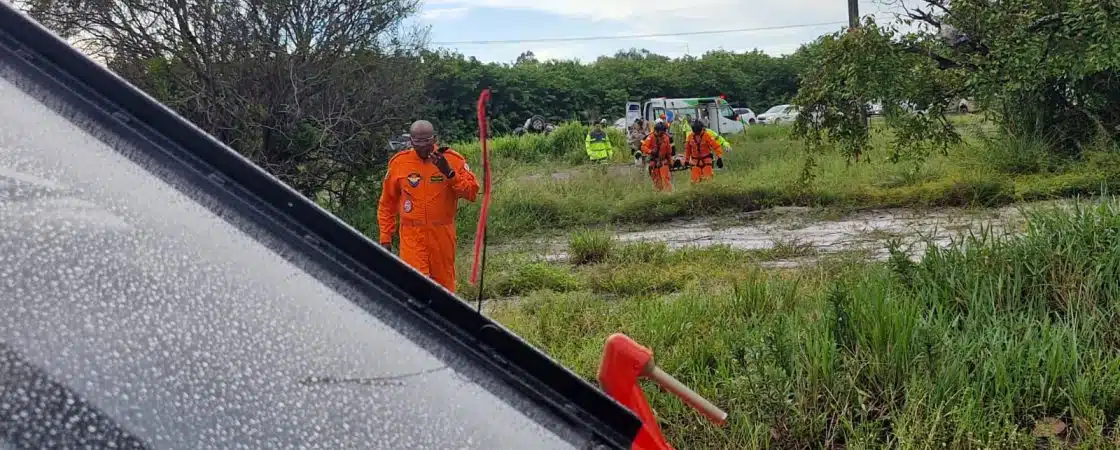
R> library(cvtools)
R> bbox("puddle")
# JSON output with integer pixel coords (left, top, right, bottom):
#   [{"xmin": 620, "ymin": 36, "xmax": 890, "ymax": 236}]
[{"xmin": 528, "ymin": 201, "xmax": 1068, "ymax": 268}]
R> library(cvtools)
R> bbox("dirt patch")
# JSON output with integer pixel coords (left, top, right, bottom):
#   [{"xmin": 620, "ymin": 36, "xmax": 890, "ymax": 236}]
[
  {"xmin": 614, "ymin": 205, "xmax": 1026, "ymax": 265},
  {"xmin": 526, "ymin": 201, "xmax": 1067, "ymax": 267}
]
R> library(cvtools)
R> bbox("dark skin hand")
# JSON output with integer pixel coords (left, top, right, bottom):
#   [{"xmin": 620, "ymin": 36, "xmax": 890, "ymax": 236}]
[{"xmin": 430, "ymin": 151, "xmax": 454, "ymax": 177}]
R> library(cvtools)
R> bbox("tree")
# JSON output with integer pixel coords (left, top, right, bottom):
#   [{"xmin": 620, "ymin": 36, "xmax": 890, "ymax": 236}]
[
  {"xmin": 21, "ymin": 0, "xmax": 428, "ymax": 207},
  {"xmin": 792, "ymin": 1, "xmax": 1120, "ymax": 167},
  {"xmin": 515, "ymin": 50, "xmax": 538, "ymax": 65}
]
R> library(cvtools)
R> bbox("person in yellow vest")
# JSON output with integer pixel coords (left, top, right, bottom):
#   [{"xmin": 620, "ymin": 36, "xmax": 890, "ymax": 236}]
[
  {"xmin": 585, "ymin": 119, "xmax": 614, "ymax": 163},
  {"xmin": 706, "ymin": 128, "xmax": 732, "ymax": 153}
]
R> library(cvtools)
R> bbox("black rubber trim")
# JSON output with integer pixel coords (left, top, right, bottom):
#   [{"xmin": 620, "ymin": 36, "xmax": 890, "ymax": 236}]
[{"xmin": 0, "ymin": 4, "xmax": 641, "ymax": 448}]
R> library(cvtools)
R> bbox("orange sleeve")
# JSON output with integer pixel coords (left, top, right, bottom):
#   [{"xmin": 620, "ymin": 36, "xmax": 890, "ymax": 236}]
[
  {"xmin": 684, "ymin": 133, "xmax": 696, "ymax": 160},
  {"xmin": 377, "ymin": 159, "xmax": 401, "ymax": 245},
  {"xmin": 446, "ymin": 151, "xmax": 480, "ymax": 202},
  {"xmin": 641, "ymin": 137, "xmax": 653, "ymax": 155}
]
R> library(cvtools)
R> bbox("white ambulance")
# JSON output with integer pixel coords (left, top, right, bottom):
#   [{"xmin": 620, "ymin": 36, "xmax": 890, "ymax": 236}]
[{"xmin": 624, "ymin": 96, "xmax": 749, "ymax": 135}]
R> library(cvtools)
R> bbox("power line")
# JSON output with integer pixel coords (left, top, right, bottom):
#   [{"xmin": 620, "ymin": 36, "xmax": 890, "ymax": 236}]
[{"xmin": 430, "ymin": 20, "xmax": 858, "ymax": 46}]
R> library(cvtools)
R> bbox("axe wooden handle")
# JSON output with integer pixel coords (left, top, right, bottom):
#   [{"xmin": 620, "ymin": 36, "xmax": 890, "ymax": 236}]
[{"xmin": 644, "ymin": 362, "xmax": 728, "ymax": 426}]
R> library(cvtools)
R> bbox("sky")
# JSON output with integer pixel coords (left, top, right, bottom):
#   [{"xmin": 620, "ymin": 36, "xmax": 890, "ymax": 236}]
[{"xmin": 412, "ymin": 0, "xmax": 915, "ymax": 63}]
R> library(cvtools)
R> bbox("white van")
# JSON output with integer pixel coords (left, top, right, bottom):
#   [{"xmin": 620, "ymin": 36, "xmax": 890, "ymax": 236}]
[{"xmin": 624, "ymin": 97, "xmax": 748, "ymax": 134}]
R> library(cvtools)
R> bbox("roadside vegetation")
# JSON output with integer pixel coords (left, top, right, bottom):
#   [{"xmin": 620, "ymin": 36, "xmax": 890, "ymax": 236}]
[
  {"xmin": 484, "ymin": 200, "xmax": 1120, "ymax": 449},
  {"xmin": 337, "ymin": 116, "xmax": 1120, "ymax": 244}
]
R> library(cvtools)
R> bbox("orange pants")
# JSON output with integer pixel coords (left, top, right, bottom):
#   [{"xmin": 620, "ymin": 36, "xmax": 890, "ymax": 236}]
[
  {"xmin": 649, "ymin": 164, "xmax": 672, "ymax": 192},
  {"xmin": 398, "ymin": 224, "xmax": 458, "ymax": 292},
  {"xmin": 690, "ymin": 164, "xmax": 713, "ymax": 183}
]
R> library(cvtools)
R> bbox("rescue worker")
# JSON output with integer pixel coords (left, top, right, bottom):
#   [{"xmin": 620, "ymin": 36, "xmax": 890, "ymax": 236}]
[
  {"xmin": 378, "ymin": 120, "xmax": 480, "ymax": 293},
  {"xmin": 685, "ymin": 120, "xmax": 725, "ymax": 183},
  {"xmin": 641, "ymin": 121, "xmax": 674, "ymax": 192},
  {"xmin": 628, "ymin": 118, "xmax": 648, "ymax": 165},
  {"xmin": 706, "ymin": 128, "xmax": 732, "ymax": 153},
  {"xmin": 677, "ymin": 114, "xmax": 695, "ymax": 135},
  {"xmin": 585, "ymin": 119, "xmax": 613, "ymax": 163}
]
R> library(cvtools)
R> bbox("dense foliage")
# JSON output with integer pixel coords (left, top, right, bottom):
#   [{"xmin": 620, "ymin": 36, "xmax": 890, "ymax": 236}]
[
  {"xmin": 793, "ymin": 1, "xmax": 1120, "ymax": 167},
  {"xmin": 419, "ymin": 48, "xmax": 808, "ymax": 141}
]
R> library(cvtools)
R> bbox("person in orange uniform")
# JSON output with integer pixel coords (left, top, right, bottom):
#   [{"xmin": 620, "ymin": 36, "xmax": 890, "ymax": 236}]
[
  {"xmin": 684, "ymin": 120, "xmax": 725, "ymax": 183},
  {"xmin": 378, "ymin": 120, "xmax": 480, "ymax": 293},
  {"xmin": 641, "ymin": 121, "xmax": 674, "ymax": 192}
]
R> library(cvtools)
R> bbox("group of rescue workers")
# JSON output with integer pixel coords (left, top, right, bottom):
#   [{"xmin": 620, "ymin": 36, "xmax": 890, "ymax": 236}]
[
  {"xmin": 592, "ymin": 114, "xmax": 730, "ymax": 192},
  {"xmin": 378, "ymin": 116, "xmax": 735, "ymax": 295}
]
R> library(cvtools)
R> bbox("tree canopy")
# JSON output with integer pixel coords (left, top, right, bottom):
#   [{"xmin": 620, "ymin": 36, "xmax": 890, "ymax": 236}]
[
  {"xmin": 793, "ymin": 0, "xmax": 1120, "ymax": 164},
  {"xmin": 418, "ymin": 48, "xmax": 808, "ymax": 142}
]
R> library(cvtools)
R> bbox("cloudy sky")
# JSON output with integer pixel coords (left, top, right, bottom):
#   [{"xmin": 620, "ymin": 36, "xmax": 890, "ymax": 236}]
[{"xmin": 412, "ymin": 0, "xmax": 913, "ymax": 63}]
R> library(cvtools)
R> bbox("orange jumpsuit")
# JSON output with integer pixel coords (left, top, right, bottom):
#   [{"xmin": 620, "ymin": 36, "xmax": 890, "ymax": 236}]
[
  {"xmin": 684, "ymin": 130, "xmax": 724, "ymax": 183},
  {"xmin": 378, "ymin": 147, "xmax": 479, "ymax": 292},
  {"xmin": 641, "ymin": 133, "xmax": 674, "ymax": 192}
]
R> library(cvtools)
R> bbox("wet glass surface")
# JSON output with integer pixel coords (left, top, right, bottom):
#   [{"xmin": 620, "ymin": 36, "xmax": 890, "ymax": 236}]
[{"xmin": 0, "ymin": 62, "xmax": 584, "ymax": 449}]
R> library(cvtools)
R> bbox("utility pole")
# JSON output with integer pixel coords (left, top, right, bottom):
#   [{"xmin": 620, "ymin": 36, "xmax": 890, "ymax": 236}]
[
  {"xmin": 847, "ymin": 0, "xmax": 868, "ymax": 159},
  {"xmin": 847, "ymin": 0, "xmax": 860, "ymax": 30}
]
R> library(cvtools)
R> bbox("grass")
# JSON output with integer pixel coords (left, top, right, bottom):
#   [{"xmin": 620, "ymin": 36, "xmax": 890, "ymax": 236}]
[
  {"xmin": 336, "ymin": 116, "xmax": 1120, "ymax": 244},
  {"xmin": 332, "ymin": 117, "xmax": 1120, "ymax": 448},
  {"xmin": 484, "ymin": 199, "xmax": 1120, "ymax": 449}
]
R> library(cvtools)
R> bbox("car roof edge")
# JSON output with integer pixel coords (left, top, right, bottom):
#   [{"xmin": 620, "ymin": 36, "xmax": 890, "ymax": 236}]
[{"xmin": 0, "ymin": 4, "xmax": 642, "ymax": 448}]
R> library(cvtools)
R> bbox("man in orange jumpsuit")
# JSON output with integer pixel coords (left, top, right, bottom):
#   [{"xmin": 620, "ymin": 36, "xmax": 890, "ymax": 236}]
[
  {"xmin": 378, "ymin": 120, "xmax": 480, "ymax": 293},
  {"xmin": 641, "ymin": 121, "xmax": 674, "ymax": 192},
  {"xmin": 684, "ymin": 120, "xmax": 725, "ymax": 183}
]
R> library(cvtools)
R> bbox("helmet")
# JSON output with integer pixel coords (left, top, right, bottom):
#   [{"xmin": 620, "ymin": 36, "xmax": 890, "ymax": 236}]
[
  {"xmin": 599, "ymin": 119, "xmax": 608, "ymax": 125},
  {"xmin": 691, "ymin": 120, "xmax": 704, "ymax": 133},
  {"xmin": 654, "ymin": 122, "xmax": 668, "ymax": 133}
]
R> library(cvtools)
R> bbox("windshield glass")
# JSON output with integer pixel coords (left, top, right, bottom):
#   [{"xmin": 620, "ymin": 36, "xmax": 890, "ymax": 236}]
[
  {"xmin": 764, "ymin": 105, "xmax": 787, "ymax": 114},
  {"xmin": 0, "ymin": 57, "xmax": 587, "ymax": 449}
]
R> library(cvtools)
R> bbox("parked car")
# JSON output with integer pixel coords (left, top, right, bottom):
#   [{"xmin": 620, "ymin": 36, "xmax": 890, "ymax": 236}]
[
  {"xmin": 756, "ymin": 104, "xmax": 799, "ymax": 125},
  {"xmin": 732, "ymin": 107, "xmax": 757, "ymax": 125},
  {"xmin": 387, "ymin": 132, "xmax": 410, "ymax": 152},
  {"xmin": 957, "ymin": 98, "xmax": 979, "ymax": 114}
]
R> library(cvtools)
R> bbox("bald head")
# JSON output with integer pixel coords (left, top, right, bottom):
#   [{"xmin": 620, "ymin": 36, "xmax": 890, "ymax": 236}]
[
  {"xmin": 410, "ymin": 120, "xmax": 434, "ymax": 136},
  {"xmin": 409, "ymin": 120, "xmax": 436, "ymax": 157}
]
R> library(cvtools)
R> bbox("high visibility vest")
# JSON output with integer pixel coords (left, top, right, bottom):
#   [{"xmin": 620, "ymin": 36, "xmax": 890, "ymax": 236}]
[
  {"xmin": 585, "ymin": 129, "xmax": 614, "ymax": 161},
  {"xmin": 706, "ymin": 129, "xmax": 730, "ymax": 148}
]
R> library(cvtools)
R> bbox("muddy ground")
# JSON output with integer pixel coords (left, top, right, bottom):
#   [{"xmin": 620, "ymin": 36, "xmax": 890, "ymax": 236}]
[{"xmin": 504, "ymin": 200, "xmax": 1069, "ymax": 268}]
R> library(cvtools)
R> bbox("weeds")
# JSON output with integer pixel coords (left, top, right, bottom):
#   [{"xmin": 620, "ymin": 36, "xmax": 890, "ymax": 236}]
[
  {"xmin": 337, "ymin": 118, "xmax": 1120, "ymax": 243},
  {"xmin": 487, "ymin": 199, "xmax": 1120, "ymax": 449},
  {"xmin": 568, "ymin": 229, "xmax": 614, "ymax": 265}
]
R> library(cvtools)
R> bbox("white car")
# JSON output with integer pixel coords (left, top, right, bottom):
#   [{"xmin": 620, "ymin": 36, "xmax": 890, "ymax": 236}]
[
  {"xmin": 732, "ymin": 107, "xmax": 757, "ymax": 125},
  {"xmin": 756, "ymin": 104, "xmax": 799, "ymax": 125}
]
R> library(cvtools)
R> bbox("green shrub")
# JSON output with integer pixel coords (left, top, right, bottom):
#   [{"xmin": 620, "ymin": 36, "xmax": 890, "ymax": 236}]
[{"xmin": 568, "ymin": 229, "xmax": 614, "ymax": 265}]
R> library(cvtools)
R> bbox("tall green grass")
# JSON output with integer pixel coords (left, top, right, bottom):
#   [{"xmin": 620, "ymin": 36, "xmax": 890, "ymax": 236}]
[
  {"xmin": 335, "ymin": 117, "xmax": 1120, "ymax": 244},
  {"xmin": 488, "ymin": 199, "xmax": 1120, "ymax": 449}
]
